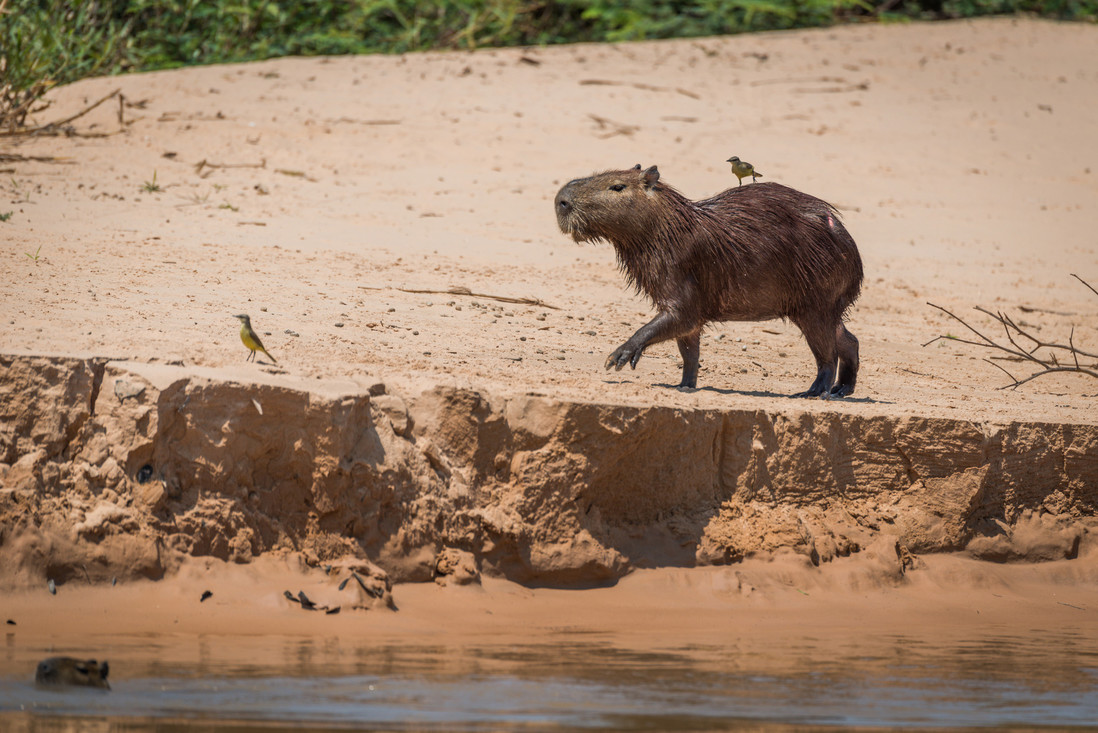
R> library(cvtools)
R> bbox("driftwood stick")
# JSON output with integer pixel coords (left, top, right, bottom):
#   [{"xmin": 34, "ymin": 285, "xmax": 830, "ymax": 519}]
[
  {"xmin": 0, "ymin": 153, "xmax": 68, "ymax": 163},
  {"xmin": 194, "ymin": 158, "xmax": 267, "ymax": 174},
  {"xmin": 1073, "ymin": 273, "xmax": 1098, "ymax": 299},
  {"xmin": 0, "ymin": 88, "xmax": 122, "ymax": 137},
  {"xmin": 1000, "ymin": 366, "xmax": 1098, "ymax": 390},
  {"xmin": 972, "ymin": 305, "xmax": 1098, "ymax": 360},
  {"xmin": 923, "ymin": 303, "xmax": 1020, "ymax": 359},
  {"xmin": 983, "ymin": 358, "xmax": 1019, "ymax": 383},
  {"xmin": 360, "ymin": 284, "xmax": 559, "ymax": 310},
  {"xmin": 924, "ymin": 275, "xmax": 1097, "ymax": 389}
]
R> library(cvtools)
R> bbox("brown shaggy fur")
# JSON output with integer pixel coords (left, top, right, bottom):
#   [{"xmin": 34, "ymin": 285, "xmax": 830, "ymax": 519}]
[{"xmin": 554, "ymin": 164, "xmax": 863, "ymax": 397}]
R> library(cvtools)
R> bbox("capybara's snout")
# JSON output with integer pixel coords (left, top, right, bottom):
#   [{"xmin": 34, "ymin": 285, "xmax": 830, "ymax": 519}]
[
  {"xmin": 554, "ymin": 181, "xmax": 580, "ymax": 235},
  {"xmin": 554, "ymin": 183, "xmax": 574, "ymax": 219},
  {"xmin": 35, "ymin": 657, "xmax": 111, "ymax": 689}
]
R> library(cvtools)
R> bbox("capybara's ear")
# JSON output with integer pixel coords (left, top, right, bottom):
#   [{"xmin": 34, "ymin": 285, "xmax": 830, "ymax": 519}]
[
  {"xmin": 632, "ymin": 163, "xmax": 642, "ymax": 170},
  {"xmin": 643, "ymin": 165, "xmax": 660, "ymax": 187}
]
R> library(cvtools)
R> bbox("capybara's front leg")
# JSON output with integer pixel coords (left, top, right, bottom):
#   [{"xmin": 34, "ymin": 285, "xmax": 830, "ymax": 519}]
[{"xmin": 605, "ymin": 311, "xmax": 694, "ymax": 374}]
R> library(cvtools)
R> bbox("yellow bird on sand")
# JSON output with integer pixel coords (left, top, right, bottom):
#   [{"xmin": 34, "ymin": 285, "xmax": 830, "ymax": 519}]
[{"xmin": 234, "ymin": 314, "xmax": 277, "ymax": 364}]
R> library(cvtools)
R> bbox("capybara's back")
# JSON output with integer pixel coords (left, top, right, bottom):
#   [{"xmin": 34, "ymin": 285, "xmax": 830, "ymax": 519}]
[{"xmin": 699, "ymin": 182, "xmax": 862, "ymax": 325}]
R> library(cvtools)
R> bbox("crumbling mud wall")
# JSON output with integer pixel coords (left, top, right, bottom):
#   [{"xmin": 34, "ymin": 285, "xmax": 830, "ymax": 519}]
[{"xmin": 1, "ymin": 355, "xmax": 1095, "ymax": 589}]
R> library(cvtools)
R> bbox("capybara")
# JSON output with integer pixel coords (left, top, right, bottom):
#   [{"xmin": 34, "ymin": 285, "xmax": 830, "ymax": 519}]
[
  {"xmin": 554, "ymin": 164, "xmax": 863, "ymax": 397},
  {"xmin": 35, "ymin": 657, "xmax": 110, "ymax": 689}
]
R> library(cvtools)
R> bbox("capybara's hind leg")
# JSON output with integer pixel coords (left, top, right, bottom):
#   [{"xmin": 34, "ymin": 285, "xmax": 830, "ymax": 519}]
[
  {"xmin": 792, "ymin": 315, "xmax": 837, "ymax": 398},
  {"xmin": 831, "ymin": 324, "xmax": 859, "ymax": 397},
  {"xmin": 797, "ymin": 364, "xmax": 836, "ymax": 398},
  {"xmin": 676, "ymin": 331, "xmax": 701, "ymax": 389}
]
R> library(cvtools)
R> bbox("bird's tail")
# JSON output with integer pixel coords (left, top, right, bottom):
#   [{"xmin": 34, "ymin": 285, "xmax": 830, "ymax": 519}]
[{"xmin": 262, "ymin": 349, "xmax": 278, "ymax": 364}]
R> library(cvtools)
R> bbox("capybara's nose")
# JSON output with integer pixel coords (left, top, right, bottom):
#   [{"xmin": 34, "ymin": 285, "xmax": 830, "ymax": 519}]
[{"xmin": 556, "ymin": 194, "xmax": 570, "ymax": 212}]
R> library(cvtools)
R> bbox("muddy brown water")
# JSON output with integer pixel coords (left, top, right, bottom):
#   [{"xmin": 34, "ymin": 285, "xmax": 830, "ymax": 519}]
[{"xmin": 3, "ymin": 626, "xmax": 1097, "ymax": 731}]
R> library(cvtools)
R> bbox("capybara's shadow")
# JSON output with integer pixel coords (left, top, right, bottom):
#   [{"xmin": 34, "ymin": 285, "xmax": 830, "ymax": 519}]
[{"xmin": 653, "ymin": 382, "xmax": 894, "ymax": 405}]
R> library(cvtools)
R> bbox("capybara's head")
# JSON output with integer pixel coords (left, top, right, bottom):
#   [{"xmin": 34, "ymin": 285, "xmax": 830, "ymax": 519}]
[
  {"xmin": 35, "ymin": 657, "xmax": 110, "ymax": 689},
  {"xmin": 554, "ymin": 164, "xmax": 664, "ymax": 244}
]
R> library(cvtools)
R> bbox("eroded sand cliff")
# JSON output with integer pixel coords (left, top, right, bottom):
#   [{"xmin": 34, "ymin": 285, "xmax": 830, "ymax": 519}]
[{"xmin": 3, "ymin": 354, "xmax": 1093, "ymax": 591}]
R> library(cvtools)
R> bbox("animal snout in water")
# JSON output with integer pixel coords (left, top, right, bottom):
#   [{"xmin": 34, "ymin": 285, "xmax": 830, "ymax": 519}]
[{"xmin": 35, "ymin": 657, "xmax": 111, "ymax": 689}]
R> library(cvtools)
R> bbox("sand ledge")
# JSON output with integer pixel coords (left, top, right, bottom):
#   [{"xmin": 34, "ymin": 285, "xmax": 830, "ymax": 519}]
[{"xmin": 2, "ymin": 353, "xmax": 1094, "ymax": 592}]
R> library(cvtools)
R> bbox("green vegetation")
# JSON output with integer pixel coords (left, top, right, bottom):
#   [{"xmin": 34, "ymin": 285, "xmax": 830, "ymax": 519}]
[
  {"xmin": 2, "ymin": 0, "xmax": 1095, "ymax": 130},
  {"xmin": 141, "ymin": 170, "xmax": 161, "ymax": 193},
  {"xmin": 0, "ymin": 1, "xmax": 128, "ymax": 130},
  {"xmin": 0, "ymin": 211, "xmax": 13, "ymax": 222}
]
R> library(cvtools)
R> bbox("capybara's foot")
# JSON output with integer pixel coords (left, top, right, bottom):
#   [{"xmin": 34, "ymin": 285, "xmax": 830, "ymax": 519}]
[
  {"xmin": 676, "ymin": 375, "xmax": 698, "ymax": 390},
  {"xmin": 830, "ymin": 383, "xmax": 855, "ymax": 397},
  {"xmin": 794, "ymin": 370, "xmax": 834, "ymax": 398},
  {"xmin": 605, "ymin": 341, "xmax": 644, "ymax": 371}
]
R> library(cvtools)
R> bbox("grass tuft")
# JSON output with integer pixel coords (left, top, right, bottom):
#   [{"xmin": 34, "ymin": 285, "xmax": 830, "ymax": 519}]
[{"xmin": 142, "ymin": 170, "xmax": 161, "ymax": 193}]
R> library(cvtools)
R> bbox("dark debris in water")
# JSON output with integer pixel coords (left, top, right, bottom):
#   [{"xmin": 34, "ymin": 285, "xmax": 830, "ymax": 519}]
[{"xmin": 284, "ymin": 589, "xmax": 339, "ymax": 615}]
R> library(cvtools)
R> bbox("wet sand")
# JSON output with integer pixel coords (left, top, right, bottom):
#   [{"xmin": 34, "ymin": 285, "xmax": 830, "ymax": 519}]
[
  {"xmin": 5, "ymin": 554, "xmax": 1098, "ymax": 728},
  {"xmin": 6, "ymin": 551, "xmax": 1098, "ymax": 641}
]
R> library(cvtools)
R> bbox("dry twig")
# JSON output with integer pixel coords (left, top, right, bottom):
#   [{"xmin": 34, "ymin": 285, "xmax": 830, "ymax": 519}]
[
  {"xmin": 579, "ymin": 79, "xmax": 700, "ymax": 99},
  {"xmin": 1073, "ymin": 273, "xmax": 1098, "ymax": 299},
  {"xmin": 750, "ymin": 75, "xmax": 848, "ymax": 86},
  {"xmin": 194, "ymin": 158, "xmax": 266, "ymax": 175},
  {"xmin": 0, "ymin": 88, "xmax": 122, "ymax": 137},
  {"xmin": 924, "ymin": 275, "xmax": 1098, "ymax": 389},
  {"xmin": 360, "ymin": 284, "xmax": 559, "ymax": 310},
  {"xmin": 0, "ymin": 153, "xmax": 69, "ymax": 164}
]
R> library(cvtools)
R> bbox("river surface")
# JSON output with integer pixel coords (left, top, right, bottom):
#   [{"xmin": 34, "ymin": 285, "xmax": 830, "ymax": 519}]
[{"xmin": 3, "ymin": 627, "xmax": 1097, "ymax": 731}]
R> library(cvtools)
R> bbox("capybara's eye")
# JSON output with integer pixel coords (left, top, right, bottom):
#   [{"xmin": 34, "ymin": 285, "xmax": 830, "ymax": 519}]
[{"xmin": 609, "ymin": 183, "xmax": 626, "ymax": 192}]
